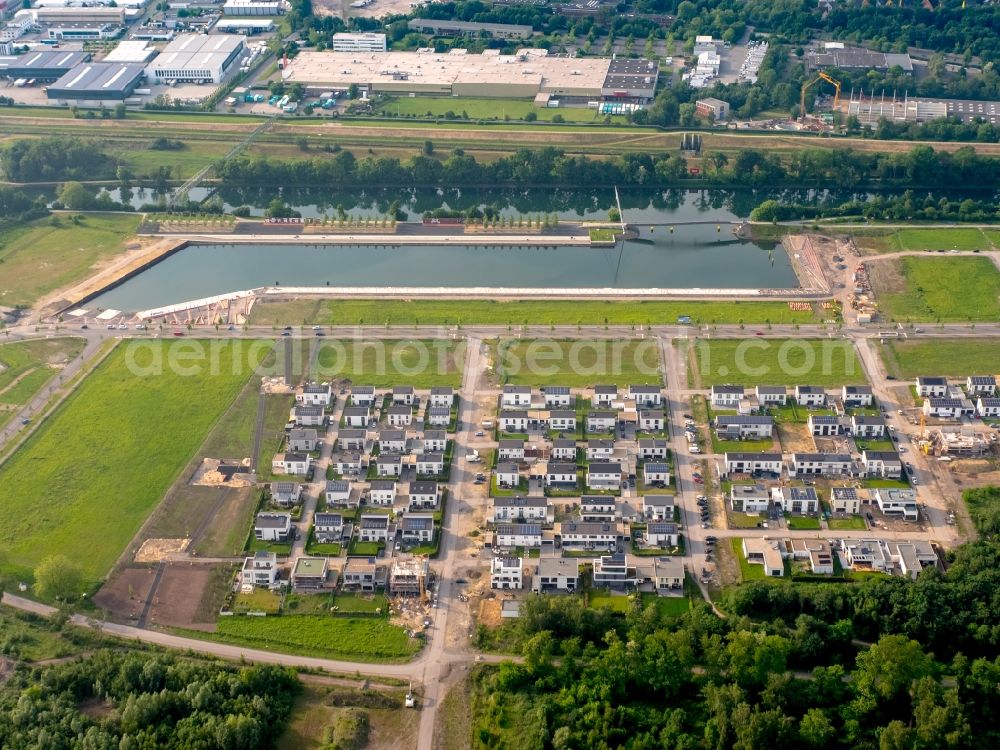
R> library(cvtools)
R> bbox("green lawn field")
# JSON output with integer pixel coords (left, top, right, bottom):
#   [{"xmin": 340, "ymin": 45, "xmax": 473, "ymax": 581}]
[
  {"xmin": 212, "ymin": 615, "xmax": 420, "ymax": 662},
  {"xmin": 375, "ymin": 96, "xmax": 619, "ymax": 123},
  {"xmin": 491, "ymin": 338, "xmax": 661, "ymax": 387},
  {"xmin": 732, "ymin": 538, "xmax": 766, "ymax": 581},
  {"xmin": 879, "ymin": 338, "xmax": 1000, "ymax": 379},
  {"xmin": 893, "ymin": 228, "xmax": 991, "ymax": 252},
  {"xmin": 0, "ymin": 341, "xmax": 263, "ymax": 586},
  {"xmin": 0, "ymin": 213, "xmax": 140, "ymax": 306},
  {"xmin": 688, "ymin": 339, "xmax": 865, "ymax": 387},
  {"xmin": 0, "ymin": 338, "xmax": 85, "ymax": 427},
  {"xmin": 874, "ymin": 256, "xmax": 1000, "ymax": 322},
  {"xmin": 251, "ymin": 298, "xmax": 824, "ymax": 327},
  {"xmin": 827, "ymin": 516, "xmax": 868, "ymax": 531},
  {"xmin": 314, "ymin": 339, "xmax": 464, "ymax": 387}
]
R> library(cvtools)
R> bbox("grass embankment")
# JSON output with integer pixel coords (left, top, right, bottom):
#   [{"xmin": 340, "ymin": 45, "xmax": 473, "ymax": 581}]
[
  {"xmin": 0, "ymin": 341, "xmax": 261, "ymax": 586},
  {"xmin": 252, "ymin": 298, "xmax": 825, "ymax": 327},
  {"xmin": 879, "ymin": 338, "xmax": 1000, "ymax": 379},
  {"xmin": 873, "ymin": 256, "xmax": 1000, "ymax": 322},
  {"xmin": 0, "ymin": 213, "xmax": 141, "ymax": 306},
  {"xmin": 687, "ymin": 338, "xmax": 865, "ymax": 387},
  {"xmin": 0, "ymin": 338, "xmax": 85, "ymax": 427},
  {"xmin": 893, "ymin": 227, "xmax": 993, "ymax": 252},
  {"xmin": 314, "ymin": 339, "xmax": 464, "ymax": 388},
  {"xmin": 490, "ymin": 338, "xmax": 661, "ymax": 387},
  {"xmin": 375, "ymin": 95, "xmax": 620, "ymax": 123}
]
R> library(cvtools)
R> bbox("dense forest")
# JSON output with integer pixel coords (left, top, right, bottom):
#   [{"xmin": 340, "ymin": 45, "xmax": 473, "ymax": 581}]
[
  {"xmin": 0, "ymin": 651, "xmax": 299, "ymax": 750},
  {"xmin": 471, "ymin": 488, "xmax": 1000, "ymax": 750}
]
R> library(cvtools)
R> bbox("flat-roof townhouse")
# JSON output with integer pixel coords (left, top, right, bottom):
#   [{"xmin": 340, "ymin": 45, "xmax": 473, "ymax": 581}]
[
  {"xmin": 730, "ymin": 484, "xmax": 770, "ymax": 513},
  {"xmin": 875, "ymin": 488, "xmax": 918, "ymax": 521},
  {"xmin": 532, "ymin": 557, "xmax": 579, "ymax": 592},
  {"xmin": 742, "ymin": 538, "xmax": 784, "ymax": 577},
  {"xmin": 771, "ymin": 486, "xmax": 820, "ymax": 514},
  {"xmin": 242, "ymin": 551, "xmax": 278, "ymax": 587},
  {"xmin": 491, "ymin": 556, "xmax": 523, "ymax": 589}
]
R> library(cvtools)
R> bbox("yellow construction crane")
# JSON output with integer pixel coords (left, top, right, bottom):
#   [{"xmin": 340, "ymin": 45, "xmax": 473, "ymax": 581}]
[{"xmin": 800, "ymin": 72, "xmax": 842, "ymax": 121}]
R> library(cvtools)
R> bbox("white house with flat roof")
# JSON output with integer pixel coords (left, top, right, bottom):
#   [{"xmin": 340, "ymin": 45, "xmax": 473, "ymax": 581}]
[{"xmin": 491, "ymin": 556, "xmax": 523, "ymax": 589}]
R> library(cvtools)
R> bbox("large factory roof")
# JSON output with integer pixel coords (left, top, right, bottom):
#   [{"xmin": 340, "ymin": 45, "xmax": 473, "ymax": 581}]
[
  {"xmin": 0, "ymin": 50, "xmax": 89, "ymax": 75},
  {"xmin": 47, "ymin": 61, "xmax": 144, "ymax": 97},
  {"xmin": 603, "ymin": 57, "xmax": 659, "ymax": 91},
  {"xmin": 150, "ymin": 33, "xmax": 243, "ymax": 71},
  {"xmin": 283, "ymin": 48, "xmax": 613, "ymax": 93}
]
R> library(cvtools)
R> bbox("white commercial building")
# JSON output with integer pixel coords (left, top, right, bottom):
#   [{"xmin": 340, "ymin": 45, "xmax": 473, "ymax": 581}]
[
  {"xmin": 145, "ymin": 34, "xmax": 246, "ymax": 84},
  {"xmin": 223, "ymin": 0, "xmax": 287, "ymax": 15},
  {"xmin": 331, "ymin": 32, "xmax": 387, "ymax": 52}
]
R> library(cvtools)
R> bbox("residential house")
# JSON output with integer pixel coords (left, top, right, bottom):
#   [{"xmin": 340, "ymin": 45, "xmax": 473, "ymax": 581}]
[
  {"xmin": 789, "ymin": 452, "xmax": 854, "ymax": 477},
  {"xmin": 425, "ymin": 406, "xmax": 451, "ymax": 427},
  {"xmin": 392, "ymin": 385, "xmax": 415, "ymax": 405},
  {"xmin": 271, "ymin": 452, "xmax": 311, "ymax": 476},
  {"xmin": 730, "ymin": 484, "xmax": 770, "ymax": 513},
  {"xmin": 368, "ymin": 480, "xmax": 397, "ymax": 505},
  {"xmin": 313, "ymin": 512, "xmax": 344, "ymax": 543},
  {"xmin": 710, "ymin": 384, "xmax": 744, "ymax": 408},
  {"xmin": 842, "ymin": 385, "xmax": 874, "ymax": 407},
  {"xmin": 376, "ymin": 454, "xmax": 403, "ymax": 477},
  {"xmin": 808, "ymin": 415, "xmax": 847, "ymax": 436},
  {"xmin": 350, "ymin": 385, "xmax": 376, "ymax": 406},
  {"xmin": 885, "ymin": 540, "xmax": 937, "ymax": 579},
  {"xmin": 741, "ymin": 538, "xmax": 784, "ymax": 577},
  {"xmin": 548, "ymin": 409, "xmax": 577, "ymax": 432},
  {"xmin": 715, "ymin": 415, "xmax": 774, "ymax": 439},
  {"xmin": 491, "ymin": 556, "xmax": 524, "ymax": 589},
  {"xmin": 781, "ymin": 539, "xmax": 834, "ymax": 575},
  {"xmin": 652, "ymin": 556, "xmax": 685, "ymax": 593},
  {"xmin": 862, "ymin": 450, "xmax": 903, "ymax": 478},
  {"xmin": 923, "ymin": 397, "xmax": 974, "ymax": 419},
  {"xmin": 494, "ymin": 463, "xmax": 521, "ymax": 488},
  {"xmin": 533, "ymin": 557, "xmax": 579, "ymax": 592},
  {"xmin": 498, "ymin": 439, "xmax": 526, "ymax": 462},
  {"xmin": 270, "ymin": 482, "xmax": 302, "ymax": 507},
  {"xmin": 429, "ymin": 386, "xmax": 455, "ymax": 407},
  {"xmin": 642, "ymin": 494, "xmax": 675, "ymax": 521},
  {"xmin": 724, "ymin": 452, "xmax": 783, "ymax": 477},
  {"xmin": 593, "ymin": 385, "xmax": 617, "ymax": 406},
  {"xmin": 643, "ymin": 462, "xmax": 671, "ymax": 487},
  {"xmin": 915, "ymin": 376, "xmax": 949, "ymax": 398},
  {"xmin": 407, "ymin": 481, "xmax": 439, "ymax": 510},
  {"xmin": 558, "ymin": 521, "xmax": 618, "ymax": 549},
  {"xmin": 496, "ymin": 523, "xmax": 542, "ymax": 548},
  {"xmin": 841, "ymin": 539, "xmax": 891, "ymax": 573},
  {"xmin": 254, "ymin": 513, "xmax": 291, "ymax": 542},
  {"xmin": 343, "ymin": 557, "xmax": 379, "ymax": 591},
  {"xmin": 333, "ymin": 454, "xmax": 364, "ymax": 476},
  {"xmin": 491, "ymin": 496, "xmax": 549, "ymax": 523},
  {"xmin": 977, "ymin": 397, "xmax": 1000, "ymax": 418},
  {"xmin": 401, "ymin": 513, "xmax": 435, "ymax": 544},
  {"xmin": 592, "ymin": 552, "xmax": 636, "ymax": 590},
  {"xmin": 342, "ymin": 406, "xmax": 370, "ymax": 428},
  {"xmin": 387, "ymin": 404, "xmax": 413, "ymax": 427},
  {"xmin": 415, "ymin": 453, "xmax": 445, "ymax": 476},
  {"xmin": 646, "ymin": 522, "xmax": 679, "ymax": 547},
  {"xmin": 242, "ymin": 551, "xmax": 278, "ymax": 587},
  {"xmin": 795, "ymin": 385, "xmax": 828, "ymax": 407},
  {"xmin": 629, "ymin": 384, "xmax": 663, "ymax": 407},
  {"xmin": 502, "ymin": 385, "xmax": 532, "ymax": 407},
  {"xmin": 772, "ymin": 486, "xmax": 820, "ymax": 514},
  {"xmin": 580, "ymin": 495, "xmax": 617, "ymax": 522},
  {"xmin": 324, "ymin": 480, "xmax": 351, "ymax": 506},
  {"xmin": 389, "ymin": 558, "xmax": 428, "ymax": 596},
  {"xmin": 543, "ymin": 386, "xmax": 574, "ymax": 408},
  {"xmin": 378, "ymin": 429, "xmax": 407, "ymax": 454},
  {"xmin": 586, "ymin": 439, "xmax": 615, "ymax": 461},
  {"xmin": 638, "ymin": 438, "xmax": 668, "ymax": 460},
  {"xmin": 288, "ymin": 428, "xmax": 318, "ymax": 452},
  {"xmin": 293, "ymin": 405, "xmax": 327, "ymax": 427},
  {"xmin": 830, "ymin": 486, "xmax": 863, "ymax": 515},
  {"xmin": 756, "ymin": 385, "xmax": 788, "ymax": 406},
  {"xmin": 296, "ymin": 382, "xmax": 333, "ymax": 407},
  {"xmin": 852, "ymin": 414, "xmax": 886, "ymax": 438},
  {"xmin": 545, "ymin": 462, "xmax": 578, "ymax": 487},
  {"xmin": 639, "ymin": 410, "xmax": 665, "ymax": 431},
  {"xmin": 358, "ymin": 514, "xmax": 391, "ymax": 542},
  {"xmin": 292, "ymin": 557, "xmax": 330, "ymax": 591},
  {"xmin": 586, "ymin": 461, "xmax": 622, "ymax": 490},
  {"xmin": 499, "ymin": 410, "xmax": 529, "ymax": 432},
  {"xmin": 420, "ymin": 430, "xmax": 447, "ymax": 453},
  {"xmin": 875, "ymin": 488, "xmax": 918, "ymax": 521},
  {"xmin": 966, "ymin": 375, "xmax": 996, "ymax": 396},
  {"xmin": 336, "ymin": 428, "xmax": 366, "ymax": 451},
  {"xmin": 551, "ymin": 438, "xmax": 577, "ymax": 461},
  {"xmin": 586, "ymin": 410, "xmax": 618, "ymax": 432}
]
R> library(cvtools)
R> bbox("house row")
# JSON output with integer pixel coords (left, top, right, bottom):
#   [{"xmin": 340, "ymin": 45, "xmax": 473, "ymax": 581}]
[
  {"xmin": 350, "ymin": 384, "xmax": 455, "ymax": 407},
  {"xmin": 489, "ymin": 493, "xmax": 674, "ymax": 525},
  {"xmin": 501, "ymin": 384, "xmax": 662, "ymax": 409},
  {"xmin": 741, "ymin": 537, "xmax": 835, "ymax": 576},
  {"xmin": 916, "ymin": 375, "xmax": 996, "ymax": 398},
  {"xmin": 841, "ymin": 538, "xmax": 937, "ymax": 578},
  {"xmin": 723, "ymin": 450, "xmax": 902, "ymax": 478},
  {"xmin": 323, "ymin": 479, "xmax": 442, "ymax": 510},
  {"xmin": 807, "ymin": 414, "xmax": 886, "ymax": 438},
  {"xmin": 729, "ymin": 484, "xmax": 821, "ymax": 514},
  {"xmin": 493, "ymin": 552, "xmax": 684, "ymax": 595},
  {"xmin": 711, "ymin": 384, "xmax": 874, "ymax": 410}
]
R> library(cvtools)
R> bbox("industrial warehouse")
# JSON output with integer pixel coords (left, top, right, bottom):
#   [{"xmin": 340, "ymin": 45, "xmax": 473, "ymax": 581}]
[
  {"xmin": 0, "ymin": 50, "xmax": 90, "ymax": 81},
  {"xmin": 46, "ymin": 61, "xmax": 145, "ymax": 103},
  {"xmin": 281, "ymin": 49, "xmax": 659, "ymax": 102},
  {"xmin": 145, "ymin": 33, "xmax": 247, "ymax": 84}
]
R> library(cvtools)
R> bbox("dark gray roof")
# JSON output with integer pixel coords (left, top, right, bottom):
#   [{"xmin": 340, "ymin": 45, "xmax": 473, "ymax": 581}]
[
  {"xmin": 325, "ymin": 480, "xmax": 350, "ymax": 492},
  {"xmin": 360, "ymin": 515, "xmax": 390, "ymax": 528},
  {"xmin": 863, "ymin": 451, "xmax": 902, "ymax": 462},
  {"xmin": 588, "ymin": 462, "xmax": 621, "ymax": 473},
  {"xmin": 561, "ymin": 522, "xmax": 615, "ymax": 534},
  {"xmin": 402, "ymin": 515, "xmax": 434, "ymax": 530},
  {"xmin": 712, "ymin": 385, "xmax": 745, "ymax": 394},
  {"xmin": 793, "ymin": 453, "xmax": 852, "ymax": 462},
  {"xmin": 545, "ymin": 386, "xmax": 571, "ymax": 395},
  {"xmin": 648, "ymin": 523, "xmax": 678, "ymax": 534},
  {"xmin": 379, "ymin": 429, "xmax": 405, "ymax": 441},
  {"xmin": 270, "ymin": 482, "xmax": 299, "ymax": 494},
  {"xmin": 255, "ymin": 513, "xmax": 290, "ymax": 528},
  {"xmin": 497, "ymin": 523, "xmax": 541, "ymax": 535},
  {"xmin": 917, "ymin": 376, "xmax": 948, "ymax": 385},
  {"xmin": 644, "ymin": 463, "xmax": 670, "ymax": 473},
  {"xmin": 370, "ymin": 480, "xmax": 396, "ymax": 490},
  {"xmin": 549, "ymin": 462, "xmax": 579, "ymax": 473},
  {"xmin": 409, "ymin": 481, "xmax": 438, "ymax": 495},
  {"xmin": 717, "ymin": 415, "xmax": 773, "ymax": 425},
  {"xmin": 726, "ymin": 452, "xmax": 783, "ymax": 461},
  {"xmin": 314, "ymin": 512, "xmax": 342, "ymax": 526},
  {"xmin": 496, "ymin": 496, "xmax": 547, "ymax": 507}
]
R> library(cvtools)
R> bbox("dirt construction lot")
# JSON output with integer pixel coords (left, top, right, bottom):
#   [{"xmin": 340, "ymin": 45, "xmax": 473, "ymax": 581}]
[{"xmin": 95, "ymin": 563, "xmax": 222, "ymax": 629}]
